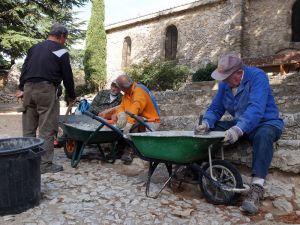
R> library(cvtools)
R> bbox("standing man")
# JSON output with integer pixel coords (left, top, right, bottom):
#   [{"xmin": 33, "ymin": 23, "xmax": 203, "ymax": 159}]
[
  {"xmin": 15, "ymin": 23, "xmax": 76, "ymax": 174},
  {"xmin": 195, "ymin": 54, "xmax": 284, "ymax": 214},
  {"xmin": 114, "ymin": 74, "xmax": 160, "ymax": 164}
]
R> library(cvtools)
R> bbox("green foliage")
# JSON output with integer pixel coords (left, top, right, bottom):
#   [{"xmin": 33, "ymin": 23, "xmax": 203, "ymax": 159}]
[
  {"xmin": 84, "ymin": 0, "xmax": 106, "ymax": 91},
  {"xmin": 125, "ymin": 60, "xmax": 190, "ymax": 91},
  {"xmin": 0, "ymin": 0, "xmax": 88, "ymax": 65},
  {"xmin": 0, "ymin": 55, "xmax": 10, "ymax": 69},
  {"xmin": 192, "ymin": 63, "xmax": 217, "ymax": 82}
]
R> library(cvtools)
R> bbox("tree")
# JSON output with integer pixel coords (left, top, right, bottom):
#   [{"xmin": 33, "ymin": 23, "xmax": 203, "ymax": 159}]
[
  {"xmin": 84, "ymin": 0, "xmax": 106, "ymax": 91},
  {"xmin": 0, "ymin": 0, "xmax": 88, "ymax": 66}
]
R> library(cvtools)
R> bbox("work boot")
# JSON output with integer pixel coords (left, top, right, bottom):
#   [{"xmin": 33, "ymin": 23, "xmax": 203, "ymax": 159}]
[
  {"xmin": 241, "ymin": 183, "xmax": 264, "ymax": 215},
  {"xmin": 41, "ymin": 163, "xmax": 63, "ymax": 174},
  {"xmin": 121, "ymin": 148, "xmax": 134, "ymax": 165}
]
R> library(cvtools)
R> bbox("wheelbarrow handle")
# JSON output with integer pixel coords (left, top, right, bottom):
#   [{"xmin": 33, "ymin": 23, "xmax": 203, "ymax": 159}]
[
  {"xmin": 125, "ymin": 111, "xmax": 153, "ymax": 132},
  {"xmin": 82, "ymin": 111, "xmax": 123, "ymax": 138}
]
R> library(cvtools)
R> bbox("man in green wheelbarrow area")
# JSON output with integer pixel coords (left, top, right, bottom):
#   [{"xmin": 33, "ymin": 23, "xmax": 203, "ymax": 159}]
[
  {"xmin": 15, "ymin": 23, "xmax": 76, "ymax": 174},
  {"xmin": 194, "ymin": 53, "xmax": 284, "ymax": 215},
  {"xmin": 112, "ymin": 74, "xmax": 161, "ymax": 165}
]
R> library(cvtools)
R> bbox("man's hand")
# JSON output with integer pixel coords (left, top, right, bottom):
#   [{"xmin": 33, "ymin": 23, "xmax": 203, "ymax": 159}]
[
  {"xmin": 123, "ymin": 123, "xmax": 133, "ymax": 138},
  {"xmin": 224, "ymin": 126, "xmax": 243, "ymax": 144},
  {"xmin": 15, "ymin": 90, "xmax": 24, "ymax": 99},
  {"xmin": 194, "ymin": 122, "xmax": 209, "ymax": 135},
  {"xmin": 116, "ymin": 112, "xmax": 128, "ymax": 129}
]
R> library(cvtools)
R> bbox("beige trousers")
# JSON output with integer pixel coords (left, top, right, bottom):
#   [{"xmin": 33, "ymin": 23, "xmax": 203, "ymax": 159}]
[{"xmin": 22, "ymin": 82, "xmax": 59, "ymax": 164}]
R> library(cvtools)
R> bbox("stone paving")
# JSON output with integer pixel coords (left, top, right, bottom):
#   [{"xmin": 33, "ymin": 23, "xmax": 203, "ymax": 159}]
[{"xmin": 0, "ymin": 148, "xmax": 295, "ymax": 225}]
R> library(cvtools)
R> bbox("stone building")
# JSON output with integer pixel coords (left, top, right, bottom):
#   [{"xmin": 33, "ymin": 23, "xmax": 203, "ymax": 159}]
[{"xmin": 105, "ymin": 0, "xmax": 300, "ymax": 81}]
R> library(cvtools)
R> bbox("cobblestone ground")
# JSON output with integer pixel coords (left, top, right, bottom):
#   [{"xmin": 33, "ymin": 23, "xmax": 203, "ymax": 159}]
[{"xmin": 0, "ymin": 113, "xmax": 296, "ymax": 225}]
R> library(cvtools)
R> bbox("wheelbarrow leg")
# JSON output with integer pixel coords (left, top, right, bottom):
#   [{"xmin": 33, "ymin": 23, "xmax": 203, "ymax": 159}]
[{"xmin": 145, "ymin": 162, "xmax": 174, "ymax": 199}]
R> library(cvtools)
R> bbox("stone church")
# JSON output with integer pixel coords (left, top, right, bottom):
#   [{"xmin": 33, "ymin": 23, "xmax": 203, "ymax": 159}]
[{"xmin": 105, "ymin": 0, "xmax": 300, "ymax": 81}]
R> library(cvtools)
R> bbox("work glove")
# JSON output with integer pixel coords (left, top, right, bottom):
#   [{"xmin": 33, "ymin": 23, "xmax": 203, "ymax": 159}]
[
  {"xmin": 194, "ymin": 122, "xmax": 209, "ymax": 135},
  {"xmin": 224, "ymin": 126, "xmax": 243, "ymax": 144},
  {"xmin": 116, "ymin": 112, "xmax": 128, "ymax": 129},
  {"xmin": 123, "ymin": 123, "xmax": 133, "ymax": 139}
]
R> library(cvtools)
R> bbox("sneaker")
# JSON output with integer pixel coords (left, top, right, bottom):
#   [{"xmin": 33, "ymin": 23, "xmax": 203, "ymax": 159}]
[
  {"xmin": 121, "ymin": 150, "xmax": 134, "ymax": 165},
  {"xmin": 41, "ymin": 163, "xmax": 63, "ymax": 174},
  {"xmin": 241, "ymin": 183, "xmax": 264, "ymax": 214}
]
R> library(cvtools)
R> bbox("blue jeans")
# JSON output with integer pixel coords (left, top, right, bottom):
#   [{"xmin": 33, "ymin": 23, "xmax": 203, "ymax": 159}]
[{"xmin": 211, "ymin": 121, "xmax": 282, "ymax": 178}]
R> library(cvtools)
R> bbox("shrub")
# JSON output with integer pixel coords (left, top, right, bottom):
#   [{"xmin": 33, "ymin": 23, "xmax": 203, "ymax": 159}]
[
  {"xmin": 192, "ymin": 63, "xmax": 217, "ymax": 82},
  {"xmin": 125, "ymin": 60, "xmax": 189, "ymax": 91}
]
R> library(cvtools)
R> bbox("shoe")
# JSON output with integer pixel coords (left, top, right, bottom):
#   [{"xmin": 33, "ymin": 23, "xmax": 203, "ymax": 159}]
[
  {"xmin": 41, "ymin": 163, "xmax": 63, "ymax": 174},
  {"xmin": 241, "ymin": 183, "xmax": 264, "ymax": 215},
  {"xmin": 121, "ymin": 150, "xmax": 134, "ymax": 165}
]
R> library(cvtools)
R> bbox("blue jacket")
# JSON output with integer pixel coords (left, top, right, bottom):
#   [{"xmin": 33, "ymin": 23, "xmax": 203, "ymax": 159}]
[{"xmin": 203, "ymin": 66, "xmax": 284, "ymax": 134}]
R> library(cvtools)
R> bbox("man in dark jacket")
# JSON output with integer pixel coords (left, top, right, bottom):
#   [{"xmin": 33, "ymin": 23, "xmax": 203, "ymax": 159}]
[{"xmin": 16, "ymin": 23, "xmax": 76, "ymax": 174}]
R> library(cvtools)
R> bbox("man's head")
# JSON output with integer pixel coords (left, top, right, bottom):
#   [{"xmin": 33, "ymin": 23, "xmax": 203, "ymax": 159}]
[
  {"xmin": 211, "ymin": 54, "xmax": 244, "ymax": 88},
  {"xmin": 110, "ymin": 80, "xmax": 121, "ymax": 96},
  {"xmin": 115, "ymin": 74, "xmax": 134, "ymax": 94},
  {"xmin": 48, "ymin": 23, "xmax": 68, "ymax": 45}
]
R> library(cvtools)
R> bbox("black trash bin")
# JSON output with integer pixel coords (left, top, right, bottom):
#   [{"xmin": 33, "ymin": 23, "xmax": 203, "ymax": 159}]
[{"xmin": 0, "ymin": 137, "xmax": 44, "ymax": 216}]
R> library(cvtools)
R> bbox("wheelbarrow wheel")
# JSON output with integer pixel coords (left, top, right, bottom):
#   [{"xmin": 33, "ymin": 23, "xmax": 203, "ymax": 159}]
[
  {"xmin": 199, "ymin": 159, "xmax": 243, "ymax": 205},
  {"xmin": 64, "ymin": 139, "xmax": 76, "ymax": 159}
]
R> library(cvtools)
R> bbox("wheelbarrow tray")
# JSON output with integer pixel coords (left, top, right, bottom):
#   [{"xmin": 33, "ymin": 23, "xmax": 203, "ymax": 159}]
[
  {"xmin": 129, "ymin": 131, "xmax": 225, "ymax": 164},
  {"xmin": 59, "ymin": 115, "xmax": 120, "ymax": 144}
]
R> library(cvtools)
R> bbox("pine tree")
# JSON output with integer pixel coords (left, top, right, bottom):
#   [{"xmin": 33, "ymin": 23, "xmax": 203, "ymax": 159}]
[{"xmin": 84, "ymin": 0, "xmax": 106, "ymax": 91}]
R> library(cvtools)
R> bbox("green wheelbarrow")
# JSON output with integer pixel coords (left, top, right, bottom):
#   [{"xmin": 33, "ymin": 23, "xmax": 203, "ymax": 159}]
[
  {"xmin": 59, "ymin": 114, "xmax": 121, "ymax": 168},
  {"xmin": 128, "ymin": 131, "xmax": 249, "ymax": 205}
]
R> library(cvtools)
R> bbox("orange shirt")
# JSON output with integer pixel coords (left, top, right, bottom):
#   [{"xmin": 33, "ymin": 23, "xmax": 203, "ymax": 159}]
[{"xmin": 116, "ymin": 82, "xmax": 160, "ymax": 124}]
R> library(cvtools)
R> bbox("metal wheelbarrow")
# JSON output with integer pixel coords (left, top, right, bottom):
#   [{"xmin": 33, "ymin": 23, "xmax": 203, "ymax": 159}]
[
  {"xmin": 59, "ymin": 114, "xmax": 121, "ymax": 167},
  {"xmin": 76, "ymin": 110, "xmax": 249, "ymax": 205}
]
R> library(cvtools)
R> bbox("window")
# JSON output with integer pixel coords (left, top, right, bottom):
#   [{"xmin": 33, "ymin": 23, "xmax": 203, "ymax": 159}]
[
  {"xmin": 292, "ymin": 0, "xmax": 300, "ymax": 42},
  {"xmin": 165, "ymin": 25, "xmax": 178, "ymax": 60},
  {"xmin": 122, "ymin": 36, "xmax": 131, "ymax": 68}
]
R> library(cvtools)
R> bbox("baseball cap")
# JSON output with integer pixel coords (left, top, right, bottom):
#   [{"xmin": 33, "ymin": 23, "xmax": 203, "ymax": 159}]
[
  {"xmin": 49, "ymin": 23, "xmax": 68, "ymax": 37},
  {"xmin": 211, "ymin": 54, "xmax": 243, "ymax": 80}
]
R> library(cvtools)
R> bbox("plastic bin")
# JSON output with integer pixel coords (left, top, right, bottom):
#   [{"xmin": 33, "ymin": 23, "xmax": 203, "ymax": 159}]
[{"xmin": 0, "ymin": 137, "xmax": 44, "ymax": 215}]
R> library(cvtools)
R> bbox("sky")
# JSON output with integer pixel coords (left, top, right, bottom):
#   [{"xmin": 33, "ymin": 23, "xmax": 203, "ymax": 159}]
[{"xmin": 74, "ymin": 0, "xmax": 197, "ymax": 27}]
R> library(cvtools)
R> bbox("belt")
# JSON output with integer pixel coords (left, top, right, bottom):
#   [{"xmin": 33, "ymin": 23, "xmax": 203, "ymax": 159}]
[{"xmin": 25, "ymin": 81, "xmax": 54, "ymax": 86}]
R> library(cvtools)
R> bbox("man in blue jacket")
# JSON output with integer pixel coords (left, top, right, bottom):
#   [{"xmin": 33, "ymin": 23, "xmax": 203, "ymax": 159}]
[{"xmin": 195, "ymin": 54, "xmax": 284, "ymax": 214}]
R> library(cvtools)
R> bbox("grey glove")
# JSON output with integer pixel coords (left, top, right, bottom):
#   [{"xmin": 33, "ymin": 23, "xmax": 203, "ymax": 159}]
[
  {"xmin": 116, "ymin": 112, "xmax": 128, "ymax": 129},
  {"xmin": 194, "ymin": 122, "xmax": 209, "ymax": 135},
  {"xmin": 123, "ymin": 123, "xmax": 133, "ymax": 139},
  {"xmin": 224, "ymin": 126, "xmax": 243, "ymax": 144}
]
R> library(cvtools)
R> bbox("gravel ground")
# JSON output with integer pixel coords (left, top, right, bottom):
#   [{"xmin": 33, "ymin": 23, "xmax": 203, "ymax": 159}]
[{"xmin": 0, "ymin": 112, "xmax": 298, "ymax": 225}]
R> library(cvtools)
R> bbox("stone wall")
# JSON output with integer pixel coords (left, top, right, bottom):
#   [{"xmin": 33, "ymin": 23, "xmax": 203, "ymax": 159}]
[
  {"xmin": 105, "ymin": 0, "xmax": 300, "ymax": 82},
  {"xmin": 106, "ymin": 0, "xmax": 244, "ymax": 81},
  {"xmin": 242, "ymin": 0, "xmax": 300, "ymax": 57}
]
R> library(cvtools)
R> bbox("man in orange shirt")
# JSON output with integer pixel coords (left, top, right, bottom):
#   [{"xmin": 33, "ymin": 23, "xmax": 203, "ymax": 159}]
[{"xmin": 114, "ymin": 74, "xmax": 160, "ymax": 164}]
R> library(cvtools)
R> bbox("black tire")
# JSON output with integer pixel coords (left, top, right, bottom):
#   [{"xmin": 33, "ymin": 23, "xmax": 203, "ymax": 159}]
[{"xmin": 199, "ymin": 159, "xmax": 243, "ymax": 205}]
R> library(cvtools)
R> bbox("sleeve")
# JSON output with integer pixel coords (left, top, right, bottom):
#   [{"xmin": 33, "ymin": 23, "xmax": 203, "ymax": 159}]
[
  {"xmin": 126, "ymin": 87, "xmax": 147, "ymax": 124},
  {"xmin": 203, "ymin": 83, "xmax": 226, "ymax": 128},
  {"xmin": 236, "ymin": 71, "xmax": 269, "ymax": 133},
  {"xmin": 19, "ymin": 47, "xmax": 33, "ymax": 91},
  {"xmin": 90, "ymin": 92, "xmax": 105, "ymax": 114},
  {"xmin": 60, "ymin": 52, "xmax": 76, "ymax": 99}
]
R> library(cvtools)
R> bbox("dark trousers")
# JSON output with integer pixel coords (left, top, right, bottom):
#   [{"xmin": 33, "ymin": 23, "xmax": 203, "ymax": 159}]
[{"xmin": 211, "ymin": 121, "xmax": 282, "ymax": 178}]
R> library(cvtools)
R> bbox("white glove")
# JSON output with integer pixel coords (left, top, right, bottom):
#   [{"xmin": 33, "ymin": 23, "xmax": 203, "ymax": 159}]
[
  {"xmin": 123, "ymin": 123, "xmax": 133, "ymax": 138},
  {"xmin": 224, "ymin": 126, "xmax": 243, "ymax": 144},
  {"xmin": 116, "ymin": 112, "xmax": 128, "ymax": 129},
  {"xmin": 194, "ymin": 122, "xmax": 209, "ymax": 135}
]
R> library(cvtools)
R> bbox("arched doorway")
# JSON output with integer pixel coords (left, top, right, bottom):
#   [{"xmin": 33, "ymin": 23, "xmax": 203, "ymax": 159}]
[
  {"xmin": 292, "ymin": 0, "xmax": 300, "ymax": 42},
  {"xmin": 165, "ymin": 25, "xmax": 178, "ymax": 60}
]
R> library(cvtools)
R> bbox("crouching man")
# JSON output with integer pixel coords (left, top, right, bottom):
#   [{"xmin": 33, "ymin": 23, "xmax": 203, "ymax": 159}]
[
  {"xmin": 114, "ymin": 74, "xmax": 160, "ymax": 164},
  {"xmin": 195, "ymin": 54, "xmax": 284, "ymax": 214}
]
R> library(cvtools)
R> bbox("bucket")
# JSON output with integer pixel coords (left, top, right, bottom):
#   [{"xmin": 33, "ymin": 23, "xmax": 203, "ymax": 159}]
[{"xmin": 0, "ymin": 137, "xmax": 44, "ymax": 216}]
